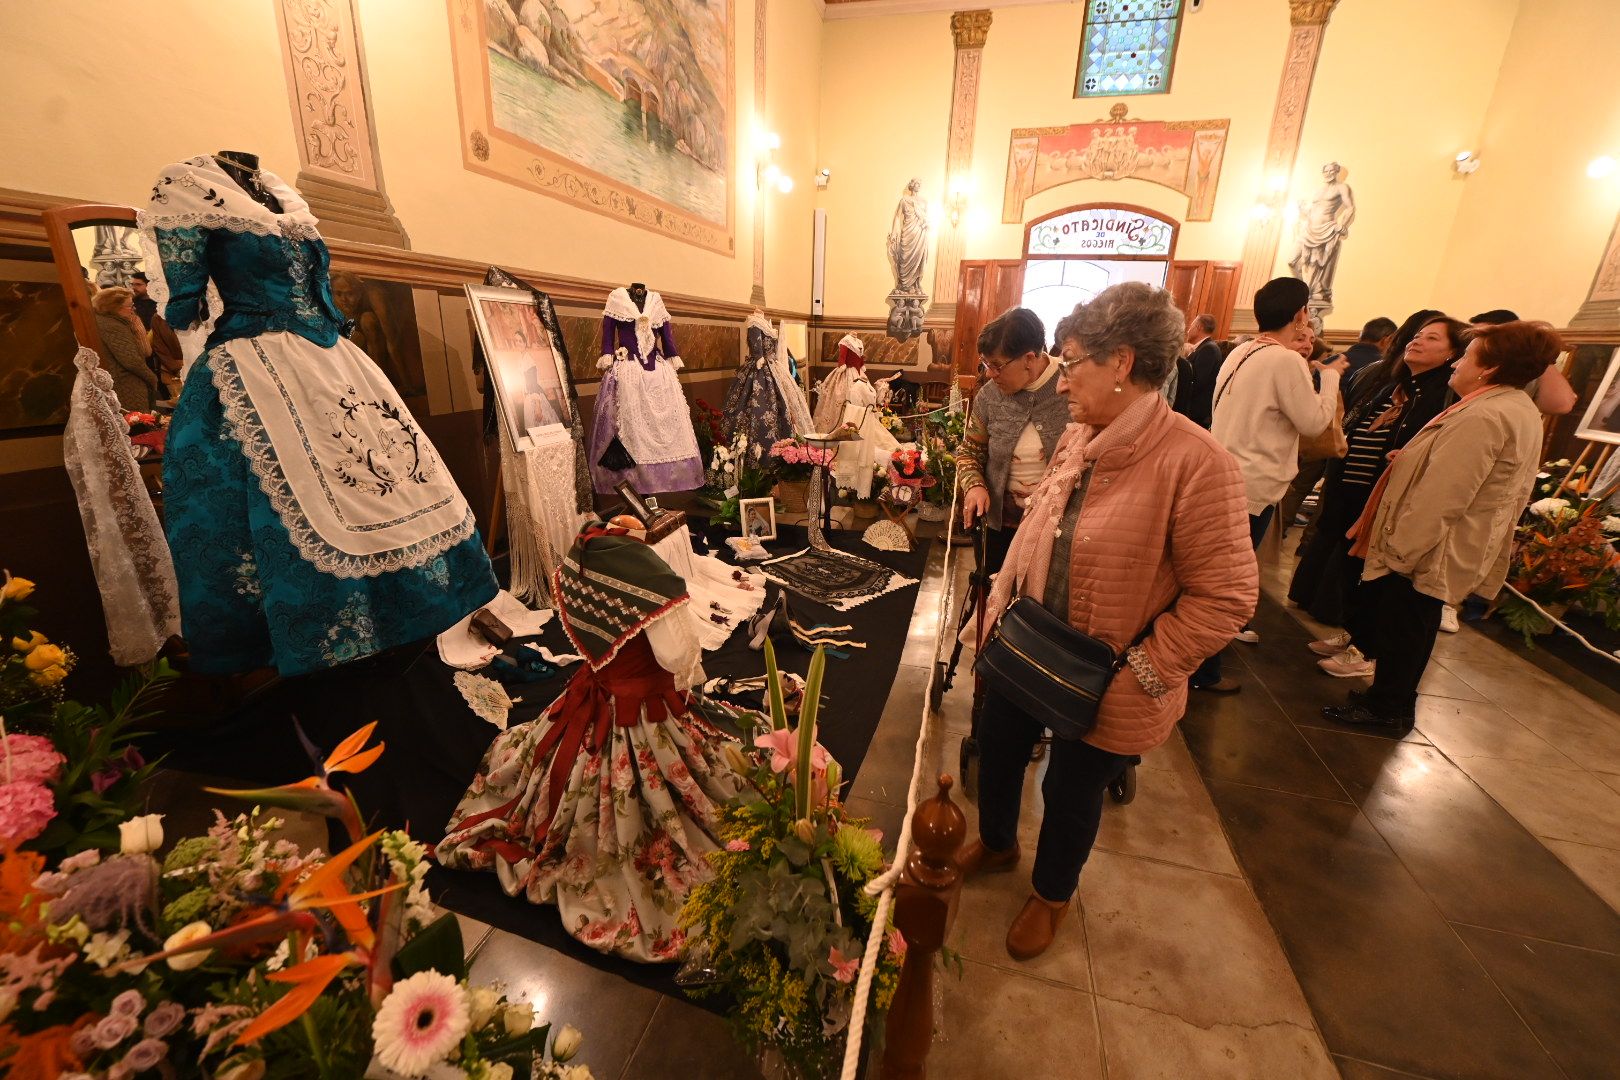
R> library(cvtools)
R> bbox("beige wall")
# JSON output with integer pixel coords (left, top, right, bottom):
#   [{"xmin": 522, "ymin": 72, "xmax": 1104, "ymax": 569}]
[
  {"xmin": 1433, "ymin": 0, "xmax": 1620, "ymax": 325},
  {"xmin": 0, "ymin": 0, "xmax": 823, "ymax": 313},
  {"xmin": 1287, "ymin": 0, "xmax": 1520, "ymax": 328}
]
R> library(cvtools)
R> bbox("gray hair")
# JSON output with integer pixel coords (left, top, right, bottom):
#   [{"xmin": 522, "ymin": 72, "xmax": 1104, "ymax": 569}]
[{"xmin": 1053, "ymin": 282, "xmax": 1184, "ymax": 390}]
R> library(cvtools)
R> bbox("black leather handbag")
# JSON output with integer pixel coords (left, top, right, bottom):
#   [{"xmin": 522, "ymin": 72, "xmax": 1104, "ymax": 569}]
[{"xmin": 975, "ymin": 596, "xmax": 1155, "ymax": 740}]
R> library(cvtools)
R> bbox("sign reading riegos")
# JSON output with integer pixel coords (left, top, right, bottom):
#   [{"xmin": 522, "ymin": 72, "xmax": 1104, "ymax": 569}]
[{"xmin": 1027, "ymin": 208, "xmax": 1174, "ymax": 257}]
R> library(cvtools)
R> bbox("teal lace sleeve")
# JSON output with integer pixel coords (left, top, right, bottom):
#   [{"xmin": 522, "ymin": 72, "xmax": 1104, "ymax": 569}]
[{"xmin": 153, "ymin": 225, "xmax": 209, "ymax": 330}]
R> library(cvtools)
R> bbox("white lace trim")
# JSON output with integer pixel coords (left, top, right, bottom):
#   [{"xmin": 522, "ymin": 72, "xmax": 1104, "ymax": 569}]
[
  {"xmin": 745, "ymin": 311, "xmax": 775, "ymax": 336},
  {"xmin": 139, "ymin": 209, "xmax": 322, "ymax": 241},
  {"xmin": 207, "ymin": 345, "xmax": 476, "ymax": 579},
  {"xmin": 837, "ymin": 333, "xmax": 866, "ymax": 357},
  {"xmin": 603, "ymin": 287, "xmax": 671, "ymax": 328},
  {"xmin": 62, "ymin": 349, "xmax": 181, "ymax": 665},
  {"xmin": 606, "ymin": 360, "xmax": 702, "ymax": 467}
]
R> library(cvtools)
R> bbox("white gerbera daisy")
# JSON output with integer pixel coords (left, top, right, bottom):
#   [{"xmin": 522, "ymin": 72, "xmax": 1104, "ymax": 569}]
[
  {"xmin": 371, "ymin": 971, "xmax": 470, "ymax": 1077},
  {"xmin": 1527, "ymin": 497, "xmax": 1572, "ymax": 519}
]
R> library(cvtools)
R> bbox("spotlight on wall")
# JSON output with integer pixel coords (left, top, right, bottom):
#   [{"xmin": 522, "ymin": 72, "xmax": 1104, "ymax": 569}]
[
  {"xmin": 815, "ymin": 167, "xmax": 832, "ymax": 190},
  {"xmin": 1589, "ymin": 155, "xmax": 1618, "ymax": 180},
  {"xmin": 1453, "ymin": 150, "xmax": 1481, "ymax": 176},
  {"xmin": 754, "ymin": 131, "xmax": 793, "ymax": 196}
]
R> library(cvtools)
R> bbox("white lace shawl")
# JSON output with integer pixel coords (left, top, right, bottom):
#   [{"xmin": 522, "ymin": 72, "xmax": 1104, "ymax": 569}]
[
  {"xmin": 602, "ymin": 288, "xmax": 675, "ymax": 367},
  {"xmin": 61, "ymin": 348, "xmax": 181, "ymax": 664}
]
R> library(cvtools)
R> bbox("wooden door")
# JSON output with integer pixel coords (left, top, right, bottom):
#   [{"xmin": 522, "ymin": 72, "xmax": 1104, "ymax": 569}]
[
  {"xmin": 1168, "ymin": 259, "xmax": 1241, "ymax": 339},
  {"xmin": 953, "ymin": 259, "xmax": 1025, "ymax": 374}
]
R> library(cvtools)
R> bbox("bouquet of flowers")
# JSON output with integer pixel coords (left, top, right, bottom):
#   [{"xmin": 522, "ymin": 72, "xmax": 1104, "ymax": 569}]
[
  {"xmin": 1, "ymin": 571, "xmax": 163, "ymax": 861},
  {"xmin": 0, "ymin": 721, "xmax": 596, "ymax": 1080},
  {"xmin": 881, "ymin": 445, "xmax": 934, "ymax": 511},
  {"xmin": 705, "ymin": 433, "xmax": 777, "ymax": 526},
  {"xmin": 767, "ymin": 438, "xmax": 836, "ymax": 483},
  {"xmin": 679, "ymin": 644, "xmax": 904, "ymax": 1079},
  {"xmin": 1499, "ymin": 460, "xmax": 1620, "ymax": 641},
  {"xmin": 691, "ymin": 399, "xmax": 726, "ymax": 468},
  {"xmin": 920, "ymin": 408, "xmax": 964, "ymax": 508}
]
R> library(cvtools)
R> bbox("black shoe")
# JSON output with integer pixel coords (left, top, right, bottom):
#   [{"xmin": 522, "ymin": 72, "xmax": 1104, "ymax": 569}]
[{"xmin": 1322, "ymin": 702, "xmax": 1413, "ymax": 734}]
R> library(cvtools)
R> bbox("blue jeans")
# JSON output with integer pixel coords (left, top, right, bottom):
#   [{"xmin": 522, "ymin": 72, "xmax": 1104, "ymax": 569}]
[{"xmin": 1190, "ymin": 506, "xmax": 1274, "ymax": 688}]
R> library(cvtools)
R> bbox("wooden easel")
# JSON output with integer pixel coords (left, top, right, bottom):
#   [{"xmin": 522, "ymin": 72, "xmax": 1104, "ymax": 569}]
[{"xmin": 1553, "ymin": 439, "xmax": 1618, "ymax": 500}]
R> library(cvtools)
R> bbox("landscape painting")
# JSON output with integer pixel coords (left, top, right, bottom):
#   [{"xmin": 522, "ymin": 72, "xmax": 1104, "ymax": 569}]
[{"xmin": 449, "ymin": 0, "xmax": 734, "ymax": 254}]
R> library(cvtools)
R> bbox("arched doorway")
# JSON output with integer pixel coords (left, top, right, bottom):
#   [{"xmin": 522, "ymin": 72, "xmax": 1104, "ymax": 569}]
[
  {"xmin": 950, "ymin": 202, "xmax": 1240, "ymax": 375},
  {"xmin": 1019, "ymin": 203, "xmax": 1178, "ymax": 336}
]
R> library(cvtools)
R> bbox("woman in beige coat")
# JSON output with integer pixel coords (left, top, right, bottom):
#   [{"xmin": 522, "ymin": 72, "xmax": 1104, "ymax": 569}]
[
  {"xmin": 1328, "ymin": 320, "xmax": 1562, "ymax": 732},
  {"xmin": 959, "ymin": 282, "xmax": 1257, "ymax": 961}
]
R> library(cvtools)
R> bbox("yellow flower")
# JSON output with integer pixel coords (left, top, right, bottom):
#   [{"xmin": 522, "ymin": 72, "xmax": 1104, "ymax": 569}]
[
  {"xmin": 23, "ymin": 645, "xmax": 65, "ymax": 672},
  {"xmin": 0, "ymin": 576, "xmax": 34, "ymax": 603},
  {"xmin": 30, "ymin": 664, "xmax": 67, "ymax": 688},
  {"xmin": 11, "ymin": 631, "xmax": 45, "ymax": 654}
]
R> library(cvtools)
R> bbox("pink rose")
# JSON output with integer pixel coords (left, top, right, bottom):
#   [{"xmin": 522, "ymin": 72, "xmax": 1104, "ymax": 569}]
[{"xmin": 0, "ymin": 781, "xmax": 56, "ymax": 844}]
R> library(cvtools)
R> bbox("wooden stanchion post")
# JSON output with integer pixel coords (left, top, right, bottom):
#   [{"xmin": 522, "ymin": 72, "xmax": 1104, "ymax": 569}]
[{"xmin": 880, "ymin": 774, "xmax": 966, "ymax": 1080}]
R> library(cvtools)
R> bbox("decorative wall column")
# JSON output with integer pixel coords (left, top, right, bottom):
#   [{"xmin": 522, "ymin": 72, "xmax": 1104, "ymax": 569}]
[
  {"xmin": 1229, "ymin": 0, "xmax": 1339, "ymax": 332},
  {"xmin": 750, "ymin": 0, "xmax": 769, "ymax": 308},
  {"xmin": 273, "ymin": 0, "xmax": 410, "ymax": 248},
  {"xmin": 927, "ymin": 9, "xmax": 992, "ymax": 328},
  {"xmin": 1568, "ymin": 211, "xmax": 1620, "ymax": 337}
]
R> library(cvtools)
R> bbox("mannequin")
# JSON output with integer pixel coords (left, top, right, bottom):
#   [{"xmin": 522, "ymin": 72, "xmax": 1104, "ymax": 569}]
[
  {"xmin": 723, "ymin": 309, "xmax": 814, "ymax": 454},
  {"xmin": 212, "ymin": 150, "xmax": 282, "ymax": 214},
  {"xmin": 628, "ymin": 282, "xmax": 648, "ymax": 311}
]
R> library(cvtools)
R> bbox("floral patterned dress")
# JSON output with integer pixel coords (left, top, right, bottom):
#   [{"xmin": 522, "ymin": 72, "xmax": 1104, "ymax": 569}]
[{"xmin": 435, "ymin": 528, "xmax": 749, "ymax": 961}]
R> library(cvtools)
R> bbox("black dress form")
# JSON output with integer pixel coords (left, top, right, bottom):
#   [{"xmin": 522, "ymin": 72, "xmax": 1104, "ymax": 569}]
[
  {"xmin": 212, "ymin": 150, "xmax": 283, "ymax": 214},
  {"xmin": 627, "ymin": 282, "xmax": 648, "ymax": 311}
]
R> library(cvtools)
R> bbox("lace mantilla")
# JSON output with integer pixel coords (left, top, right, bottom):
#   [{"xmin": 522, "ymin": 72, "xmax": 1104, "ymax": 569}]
[
  {"xmin": 208, "ymin": 345, "xmax": 476, "ymax": 579},
  {"xmin": 62, "ymin": 349, "xmax": 181, "ymax": 664}
]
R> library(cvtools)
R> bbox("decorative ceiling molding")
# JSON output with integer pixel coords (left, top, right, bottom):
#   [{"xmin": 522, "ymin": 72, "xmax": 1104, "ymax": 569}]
[{"xmin": 820, "ymin": 0, "xmax": 1054, "ymax": 20}]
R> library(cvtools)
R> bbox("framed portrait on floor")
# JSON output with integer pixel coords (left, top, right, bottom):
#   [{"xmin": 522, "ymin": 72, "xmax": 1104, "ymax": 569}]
[
  {"xmin": 615, "ymin": 480, "xmax": 654, "ymax": 524},
  {"xmin": 465, "ymin": 284, "xmax": 573, "ymax": 452},
  {"xmin": 739, "ymin": 497, "xmax": 777, "ymax": 542},
  {"xmin": 1575, "ymin": 347, "xmax": 1620, "ymax": 446}
]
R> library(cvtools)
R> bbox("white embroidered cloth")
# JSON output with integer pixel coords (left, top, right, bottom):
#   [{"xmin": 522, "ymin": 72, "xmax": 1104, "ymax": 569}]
[
  {"xmin": 211, "ymin": 332, "xmax": 477, "ymax": 577},
  {"xmin": 62, "ymin": 348, "xmax": 181, "ymax": 664},
  {"xmin": 601, "ymin": 289, "xmax": 699, "ymax": 467}
]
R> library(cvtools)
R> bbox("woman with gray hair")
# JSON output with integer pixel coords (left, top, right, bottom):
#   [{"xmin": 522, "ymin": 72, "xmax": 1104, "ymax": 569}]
[{"xmin": 961, "ymin": 282, "xmax": 1257, "ymax": 960}]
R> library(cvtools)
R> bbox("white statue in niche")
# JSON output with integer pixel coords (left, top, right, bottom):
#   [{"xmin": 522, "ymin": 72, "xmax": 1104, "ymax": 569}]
[
  {"xmin": 885, "ymin": 178, "xmax": 929, "ymax": 341},
  {"xmin": 1290, "ymin": 161, "xmax": 1356, "ymax": 319}
]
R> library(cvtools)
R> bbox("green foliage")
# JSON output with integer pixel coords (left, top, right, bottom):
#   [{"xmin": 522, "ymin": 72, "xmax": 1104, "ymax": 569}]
[{"xmin": 392, "ymin": 910, "xmax": 467, "ymax": 982}]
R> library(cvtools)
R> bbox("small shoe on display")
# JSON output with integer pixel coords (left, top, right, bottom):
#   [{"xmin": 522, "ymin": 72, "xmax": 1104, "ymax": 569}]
[
  {"xmin": 745, "ymin": 589, "xmax": 794, "ymax": 651},
  {"xmin": 1234, "ymin": 626, "xmax": 1261, "ymax": 645},
  {"xmin": 1321, "ymin": 702, "xmax": 1413, "ymax": 734},
  {"xmin": 1308, "ymin": 630, "xmax": 1352, "ymax": 657},
  {"xmin": 1006, "ymin": 893, "xmax": 1072, "ymax": 961},
  {"xmin": 1439, "ymin": 604, "xmax": 1460, "ymax": 633},
  {"xmin": 956, "ymin": 839, "xmax": 1021, "ymax": 880},
  {"xmin": 1318, "ymin": 646, "xmax": 1374, "ymax": 678},
  {"xmin": 1191, "ymin": 678, "xmax": 1241, "ymax": 694}
]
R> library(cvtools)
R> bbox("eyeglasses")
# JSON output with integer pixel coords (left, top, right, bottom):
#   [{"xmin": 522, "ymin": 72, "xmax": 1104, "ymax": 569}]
[
  {"xmin": 976, "ymin": 359, "xmax": 1005, "ymax": 380},
  {"xmin": 1054, "ymin": 352, "xmax": 1093, "ymax": 378}
]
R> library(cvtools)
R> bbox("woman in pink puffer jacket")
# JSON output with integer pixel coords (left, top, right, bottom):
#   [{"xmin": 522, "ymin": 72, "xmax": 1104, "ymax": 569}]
[{"xmin": 962, "ymin": 282, "xmax": 1257, "ymax": 962}]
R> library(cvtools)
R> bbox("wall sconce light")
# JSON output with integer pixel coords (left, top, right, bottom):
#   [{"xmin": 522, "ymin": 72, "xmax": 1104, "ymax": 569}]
[
  {"xmin": 947, "ymin": 174, "xmax": 975, "ymax": 228},
  {"xmin": 1453, "ymin": 150, "xmax": 1481, "ymax": 176},
  {"xmin": 754, "ymin": 131, "xmax": 793, "ymax": 194},
  {"xmin": 1589, "ymin": 155, "xmax": 1618, "ymax": 180},
  {"xmin": 815, "ymin": 168, "xmax": 831, "ymax": 190}
]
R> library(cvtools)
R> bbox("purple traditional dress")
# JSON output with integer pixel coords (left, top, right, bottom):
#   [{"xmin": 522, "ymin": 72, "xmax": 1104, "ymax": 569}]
[
  {"xmin": 435, "ymin": 524, "xmax": 750, "ymax": 961},
  {"xmin": 588, "ymin": 288, "xmax": 705, "ymax": 494}
]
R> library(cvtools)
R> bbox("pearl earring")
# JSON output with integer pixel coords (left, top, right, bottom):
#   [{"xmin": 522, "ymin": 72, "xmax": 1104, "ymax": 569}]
[{"xmin": 1113, "ymin": 383, "xmax": 1123, "ymax": 394}]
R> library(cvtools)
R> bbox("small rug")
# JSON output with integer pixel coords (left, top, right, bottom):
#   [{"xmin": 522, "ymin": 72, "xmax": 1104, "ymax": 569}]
[{"xmin": 759, "ymin": 545, "xmax": 916, "ymax": 610}]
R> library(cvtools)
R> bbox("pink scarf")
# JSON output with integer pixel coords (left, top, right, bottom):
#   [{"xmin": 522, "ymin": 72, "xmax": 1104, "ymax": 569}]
[
  {"xmin": 1346, "ymin": 385, "xmax": 1492, "ymax": 558},
  {"xmin": 982, "ymin": 392, "xmax": 1163, "ymax": 637}
]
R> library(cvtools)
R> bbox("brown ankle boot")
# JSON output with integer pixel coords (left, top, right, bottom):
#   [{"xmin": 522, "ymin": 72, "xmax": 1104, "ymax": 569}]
[
  {"xmin": 955, "ymin": 839, "xmax": 1020, "ymax": 880},
  {"xmin": 1006, "ymin": 893, "xmax": 1072, "ymax": 960}
]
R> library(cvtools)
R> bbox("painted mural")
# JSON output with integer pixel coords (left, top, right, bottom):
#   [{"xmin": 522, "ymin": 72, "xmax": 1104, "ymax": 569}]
[
  {"xmin": 449, "ymin": 0, "xmax": 734, "ymax": 254},
  {"xmin": 1002, "ymin": 103, "xmax": 1228, "ymax": 223}
]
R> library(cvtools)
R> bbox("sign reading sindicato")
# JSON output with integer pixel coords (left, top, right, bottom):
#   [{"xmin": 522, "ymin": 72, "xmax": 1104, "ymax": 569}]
[{"xmin": 1027, "ymin": 208, "xmax": 1174, "ymax": 257}]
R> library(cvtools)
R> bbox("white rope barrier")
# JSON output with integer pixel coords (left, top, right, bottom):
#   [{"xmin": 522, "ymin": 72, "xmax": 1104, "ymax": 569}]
[
  {"xmin": 837, "ymin": 415, "xmax": 965, "ymax": 1080},
  {"xmin": 1502, "ymin": 584, "xmax": 1620, "ymax": 666}
]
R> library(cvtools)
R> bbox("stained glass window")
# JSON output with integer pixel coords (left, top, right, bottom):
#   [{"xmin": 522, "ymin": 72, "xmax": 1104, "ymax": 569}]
[{"xmin": 1074, "ymin": 0, "xmax": 1184, "ymax": 99}]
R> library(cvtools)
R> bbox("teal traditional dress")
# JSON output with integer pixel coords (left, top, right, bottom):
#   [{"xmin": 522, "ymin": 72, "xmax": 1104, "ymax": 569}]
[
  {"xmin": 141, "ymin": 156, "xmax": 497, "ymax": 676},
  {"xmin": 435, "ymin": 525, "xmax": 750, "ymax": 961}
]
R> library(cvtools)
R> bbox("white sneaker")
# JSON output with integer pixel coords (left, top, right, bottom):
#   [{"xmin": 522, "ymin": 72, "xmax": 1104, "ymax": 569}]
[
  {"xmin": 1308, "ymin": 631, "xmax": 1352, "ymax": 657},
  {"xmin": 1319, "ymin": 646, "xmax": 1375, "ymax": 678},
  {"xmin": 1439, "ymin": 605, "xmax": 1460, "ymax": 633},
  {"xmin": 1235, "ymin": 627, "xmax": 1261, "ymax": 645}
]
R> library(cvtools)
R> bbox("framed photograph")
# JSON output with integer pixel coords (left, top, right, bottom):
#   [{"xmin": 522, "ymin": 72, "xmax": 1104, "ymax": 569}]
[
  {"xmin": 465, "ymin": 284, "xmax": 572, "ymax": 452},
  {"xmin": 739, "ymin": 497, "xmax": 778, "ymax": 542},
  {"xmin": 1575, "ymin": 347, "xmax": 1620, "ymax": 446},
  {"xmin": 615, "ymin": 480, "xmax": 654, "ymax": 524}
]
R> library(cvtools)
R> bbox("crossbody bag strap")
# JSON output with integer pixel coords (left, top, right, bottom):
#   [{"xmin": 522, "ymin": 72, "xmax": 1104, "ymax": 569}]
[{"xmin": 1212, "ymin": 341, "xmax": 1268, "ymax": 413}]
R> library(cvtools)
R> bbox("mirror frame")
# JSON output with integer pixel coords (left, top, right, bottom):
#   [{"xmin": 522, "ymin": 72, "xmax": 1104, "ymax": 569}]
[{"xmin": 40, "ymin": 203, "xmax": 141, "ymax": 367}]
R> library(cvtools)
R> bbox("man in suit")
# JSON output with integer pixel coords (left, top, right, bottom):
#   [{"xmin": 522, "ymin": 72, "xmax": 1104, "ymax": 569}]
[
  {"xmin": 1178, "ymin": 313, "xmax": 1223, "ymax": 428},
  {"xmin": 1343, "ymin": 316, "xmax": 1395, "ymax": 378}
]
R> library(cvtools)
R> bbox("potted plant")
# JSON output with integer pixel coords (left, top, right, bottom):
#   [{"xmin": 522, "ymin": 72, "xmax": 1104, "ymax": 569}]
[
  {"xmin": 1498, "ymin": 460, "xmax": 1620, "ymax": 642},
  {"xmin": 767, "ymin": 438, "xmax": 836, "ymax": 514}
]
